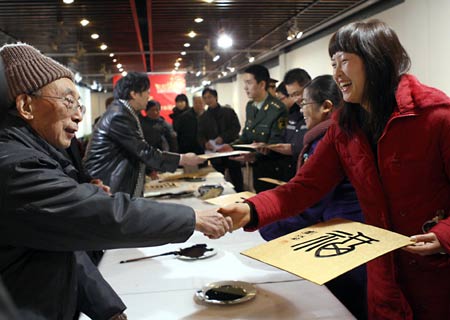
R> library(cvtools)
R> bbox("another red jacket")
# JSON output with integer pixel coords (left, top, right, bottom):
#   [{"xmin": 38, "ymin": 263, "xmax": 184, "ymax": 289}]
[{"xmin": 248, "ymin": 74, "xmax": 450, "ymax": 319}]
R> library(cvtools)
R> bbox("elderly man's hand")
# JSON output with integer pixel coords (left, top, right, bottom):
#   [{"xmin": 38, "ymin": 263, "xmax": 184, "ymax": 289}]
[
  {"xmin": 179, "ymin": 153, "xmax": 205, "ymax": 166},
  {"xmin": 218, "ymin": 203, "xmax": 252, "ymax": 230},
  {"xmin": 90, "ymin": 179, "xmax": 111, "ymax": 195},
  {"xmin": 195, "ymin": 209, "xmax": 233, "ymax": 239},
  {"xmin": 403, "ymin": 232, "xmax": 445, "ymax": 256}
]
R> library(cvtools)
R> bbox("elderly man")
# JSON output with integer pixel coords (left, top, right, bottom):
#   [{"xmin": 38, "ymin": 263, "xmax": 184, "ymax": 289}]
[
  {"xmin": 84, "ymin": 72, "xmax": 204, "ymax": 197},
  {"xmin": 0, "ymin": 43, "xmax": 232, "ymax": 320}
]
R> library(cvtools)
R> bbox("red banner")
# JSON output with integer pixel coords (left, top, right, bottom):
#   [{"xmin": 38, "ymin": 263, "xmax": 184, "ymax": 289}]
[{"xmin": 112, "ymin": 73, "xmax": 186, "ymax": 123}]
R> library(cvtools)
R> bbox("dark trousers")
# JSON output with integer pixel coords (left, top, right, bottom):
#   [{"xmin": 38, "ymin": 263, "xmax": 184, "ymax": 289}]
[{"xmin": 211, "ymin": 158, "xmax": 244, "ymax": 192}]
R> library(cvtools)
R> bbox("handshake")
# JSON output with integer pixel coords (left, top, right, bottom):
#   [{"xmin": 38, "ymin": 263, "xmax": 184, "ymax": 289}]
[{"xmin": 194, "ymin": 203, "xmax": 253, "ymax": 239}]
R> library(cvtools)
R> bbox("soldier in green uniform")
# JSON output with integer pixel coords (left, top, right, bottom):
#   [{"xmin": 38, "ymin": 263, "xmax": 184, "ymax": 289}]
[{"xmin": 226, "ymin": 64, "xmax": 288, "ymax": 192}]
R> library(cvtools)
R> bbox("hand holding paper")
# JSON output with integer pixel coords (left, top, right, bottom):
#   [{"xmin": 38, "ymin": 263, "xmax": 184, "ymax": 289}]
[{"xmin": 403, "ymin": 232, "xmax": 444, "ymax": 256}]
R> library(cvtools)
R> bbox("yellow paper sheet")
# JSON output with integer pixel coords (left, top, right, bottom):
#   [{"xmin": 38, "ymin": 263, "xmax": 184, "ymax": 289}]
[
  {"xmin": 258, "ymin": 177, "xmax": 286, "ymax": 186},
  {"xmin": 242, "ymin": 218, "xmax": 413, "ymax": 285},
  {"xmin": 198, "ymin": 150, "xmax": 250, "ymax": 160},
  {"xmin": 204, "ymin": 191, "xmax": 256, "ymax": 206}
]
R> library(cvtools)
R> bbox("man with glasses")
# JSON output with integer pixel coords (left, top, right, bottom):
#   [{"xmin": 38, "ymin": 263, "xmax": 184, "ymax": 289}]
[
  {"xmin": 0, "ymin": 43, "xmax": 232, "ymax": 320},
  {"xmin": 266, "ymin": 68, "xmax": 311, "ymax": 181}
]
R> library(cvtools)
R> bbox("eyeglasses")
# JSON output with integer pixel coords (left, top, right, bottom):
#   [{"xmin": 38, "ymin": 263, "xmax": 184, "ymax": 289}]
[
  {"xmin": 30, "ymin": 94, "xmax": 86, "ymax": 115},
  {"xmin": 299, "ymin": 101, "xmax": 317, "ymax": 108}
]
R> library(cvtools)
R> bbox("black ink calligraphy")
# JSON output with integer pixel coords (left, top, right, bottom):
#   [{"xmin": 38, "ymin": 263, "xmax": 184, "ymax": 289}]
[{"xmin": 291, "ymin": 230, "xmax": 379, "ymax": 257}]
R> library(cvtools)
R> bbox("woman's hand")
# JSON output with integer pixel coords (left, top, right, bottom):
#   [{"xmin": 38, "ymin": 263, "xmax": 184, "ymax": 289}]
[
  {"xmin": 403, "ymin": 232, "xmax": 445, "ymax": 256},
  {"xmin": 218, "ymin": 203, "xmax": 252, "ymax": 230}
]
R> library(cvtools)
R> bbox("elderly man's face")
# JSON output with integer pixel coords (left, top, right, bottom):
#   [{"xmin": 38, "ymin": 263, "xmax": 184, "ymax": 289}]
[{"xmin": 27, "ymin": 78, "xmax": 83, "ymax": 149}]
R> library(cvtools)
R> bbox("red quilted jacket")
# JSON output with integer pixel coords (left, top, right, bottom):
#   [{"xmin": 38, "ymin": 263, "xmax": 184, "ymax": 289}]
[{"xmin": 248, "ymin": 74, "xmax": 450, "ymax": 319}]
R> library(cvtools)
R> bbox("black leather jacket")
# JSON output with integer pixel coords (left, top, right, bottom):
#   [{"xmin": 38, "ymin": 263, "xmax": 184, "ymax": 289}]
[{"xmin": 84, "ymin": 100, "xmax": 180, "ymax": 195}]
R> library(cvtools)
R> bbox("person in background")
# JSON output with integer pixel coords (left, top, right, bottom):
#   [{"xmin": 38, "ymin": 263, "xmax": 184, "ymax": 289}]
[
  {"xmin": 260, "ymin": 75, "xmax": 367, "ymax": 319},
  {"xmin": 170, "ymin": 93, "xmax": 189, "ymax": 133},
  {"xmin": 84, "ymin": 72, "xmax": 204, "ymax": 197},
  {"xmin": 93, "ymin": 95, "xmax": 114, "ymax": 127},
  {"xmin": 198, "ymin": 87, "xmax": 243, "ymax": 192},
  {"xmin": 176, "ymin": 94, "xmax": 205, "ymax": 154},
  {"xmin": 219, "ymin": 20, "xmax": 450, "ymax": 320},
  {"xmin": 0, "ymin": 43, "xmax": 232, "ymax": 320},
  {"xmin": 267, "ymin": 77, "xmax": 278, "ymax": 96},
  {"xmin": 223, "ymin": 64, "xmax": 287, "ymax": 193},
  {"xmin": 140, "ymin": 100, "xmax": 178, "ymax": 152},
  {"xmin": 264, "ymin": 71, "xmax": 310, "ymax": 181}
]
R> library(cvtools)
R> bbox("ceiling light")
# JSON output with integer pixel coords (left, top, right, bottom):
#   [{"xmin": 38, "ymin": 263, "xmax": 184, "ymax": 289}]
[
  {"xmin": 80, "ymin": 19, "xmax": 89, "ymax": 27},
  {"xmin": 183, "ymin": 43, "xmax": 191, "ymax": 48},
  {"xmin": 194, "ymin": 17, "xmax": 204, "ymax": 23},
  {"xmin": 203, "ymin": 0, "xmax": 214, "ymax": 3},
  {"xmin": 296, "ymin": 31, "xmax": 303, "ymax": 39},
  {"xmin": 188, "ymin": 31, "xmax": 197, "ymax": 38},
  {"xmin": 176, "ymin": 57, "xmax": 182, "ymax": 61},
  {"xmin": 227, "ymin": 66, "xmax": 235, "ymax": 72},
  {"xmin": 196, "ymin": 71, "xmax": 202, "ymax": 77},
  {"xmin": 90, "ymin": 81, "xmax": 98, "ymax": 90},
  {"xmin": 109, "ymin": 53, "xmax": 114, "ymax": 57},
  {"xmin": 174, "ymin": 62, "xmax": 181, "ymax": 67},
  {"xmin": 212, "ymin": 54, "xmax": 220, "ymax": 62},
  {"xmin": 121, "ymin": 71, "xmax": 127, "ymax": 77},
  {"xmin": 112, "ymin": 58, "xmax": 117, "ymax": 63},
  {"xmin": 63, "ymin": 0, "xmax": 74, "ymax": 4},
  {"xmin": 117, "ymin": 63, "xmax": 122, "ymax": 69},
  {"xmin": 248, "ymin": 56, "xmax": 255, "ymax": 63},
  {"xmin": 217, "ymin": 33, "xmax": 233, "ymax": 49},
  {"xmin": 91, "ymin": 33, "xmax": 99, "ymax": 39},
  {"xmin": 119, "ymin": 68, "xmax": 124, "ymax": 72},
  {"xmin": 181, "ymin": 51, "xmax": 187, "ymax": 56},
  {"xmin": 100, "ymin": 43, "xmax": 107, "ymax": 50}
]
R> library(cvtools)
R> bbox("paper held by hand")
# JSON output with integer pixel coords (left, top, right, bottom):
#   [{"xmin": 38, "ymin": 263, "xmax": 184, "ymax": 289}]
[
  {"xmin": 204, "ymin": 191, "xmax": 256, "ymax": 206},
  {"xmin": 198, "ymin": 150, "xmax": 250, "ymax": 160},
  {"xmin": 241, "ymin": 218, "xmax": 413, "ymax": 285},
  {"xmin": 258, "ymin": 177, "xmax": 286, "ymax": 186}
]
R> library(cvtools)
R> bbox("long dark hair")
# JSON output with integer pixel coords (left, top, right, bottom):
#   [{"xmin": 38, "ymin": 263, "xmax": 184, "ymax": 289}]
[{"xmin": 328, "ymin": 19, "xmax": 411, "ymax": 142}]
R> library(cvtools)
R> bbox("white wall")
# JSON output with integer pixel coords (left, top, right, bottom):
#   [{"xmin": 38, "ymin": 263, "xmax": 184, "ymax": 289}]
[{"xmin": 219, "ymin": 0, "xmax": 450, "ymax": 129}]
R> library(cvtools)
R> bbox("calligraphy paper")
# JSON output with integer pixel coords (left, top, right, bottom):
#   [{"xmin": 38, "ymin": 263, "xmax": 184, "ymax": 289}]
[
  {"xmin": 258, "ymin": 177, "xmax": 286, "ymax": 186},
  {"xmin": 241, "ymin": 218, "xmax": 413, "ymax": 285},
  {"xmin": 198, "ymin": 150, "xmax": 250, "ymax": 160},
  {"xmin": 204, "ymin": 191, "xmax": 256, "ymax": 206}
]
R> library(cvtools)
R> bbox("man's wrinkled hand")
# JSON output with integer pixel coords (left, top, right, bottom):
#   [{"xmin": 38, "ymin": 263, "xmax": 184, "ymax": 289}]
[
  {"xmin": 180, "ymin": 153, "xmax": 205, "ymax": 166},
  {"xmin": 403, "ymin": 232, "xmax": 445, "ymax": 256},
  {"xmin": 195, "ymin": 208, "xmax": 233, "ymax": 239},
  {"xmin": 218, "ymin": 203, "xmax": 251, "ymax": 230}
]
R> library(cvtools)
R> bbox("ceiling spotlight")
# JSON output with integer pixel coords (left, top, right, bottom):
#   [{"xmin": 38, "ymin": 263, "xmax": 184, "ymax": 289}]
[
  {"xmin": 174, "ymin": 61, "xmax": 181, "ymax": 67},
  {"xmin": 63, "ymin": 0, "xmax": 74, "ymax": 4},
  {"xmin": 109, "ymin": 53, "xmax": 114, "ymax": 57},
  {"xmin": 121, "ymin": 71, "xmax": 127, "ymax": 77},
  {"xmin": 212, "ymin": 54, "xmax": 220, "ymax": 62},
  {"xmin": 112, "ymin": 58, "xmax": 117, "ymax": 63},
  {"xmin": 184, "ymin": 43, "xmax": 191, "ymax": 47},
  {"xmin": 287, "ymin": 20, "xmax": 302, "ymax": 41},
  {"xmin": 117, "ymin": 63, "xmax": 122, "ymax": 69},
  {"xmin": 181, "ymin": 51, "xmax": 187, "ymax": 56},
  {"xmin": 296, "ymin": 31, "xmax": 303, "ymax": 39},
  {"xmin": 227, "ymin": 66, "xmax": 235, "ymax": 72},
  {"xmin": 188, "ymin": 31, "xmax": 197, "ymax": 38},
  {"xmin": 100, "ymin": 43, "xmax": 107, "ymax": 50},
  {"xmin": 80, "ymin": 19, "xmax": 89, "ymax": 27},
  {"xmin": 119, "ymin": 68, "xmax": 124, "ymax": 72},
  {"xmin": 203, "ymin": 0, "xmax": 214, "ymax": 3},
  {"xmin": 217, "ymin": 33, "xmax": 233, "ymax": 49},
  {"xmin": 91, "ymin": 33, "xmax": 99, "ymax": 39},
  {"xmin": 196, "ymin": 71, "xmax": 202, "ymax": 77},
  {"xmin": 194, "ymin": 17, "xmax": 203, "ymax": 23},
  {"xmin": 248, "ymin": 56, "xmax": 255, "ymax": 63}
]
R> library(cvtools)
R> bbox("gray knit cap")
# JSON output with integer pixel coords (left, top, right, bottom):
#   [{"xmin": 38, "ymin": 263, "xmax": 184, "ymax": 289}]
[{"xmin": 0, "ymin": 43, "xmax": 74, "ymax": 102}]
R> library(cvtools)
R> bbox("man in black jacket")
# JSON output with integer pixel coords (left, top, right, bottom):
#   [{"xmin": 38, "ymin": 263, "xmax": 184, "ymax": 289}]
[
  {"xmin": 198, "ymin": 88, "xmax": 244, "ymax": 191},
  {"xmin": 0, "ymin": 43, "xmax": 232, "ymax": 320},
  {"xmin": 84, "ymin": 72, "xmax": 204, "ymax": 197}
]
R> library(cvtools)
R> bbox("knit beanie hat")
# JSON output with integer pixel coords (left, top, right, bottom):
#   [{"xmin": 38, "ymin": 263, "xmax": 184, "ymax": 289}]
[{"xmin": 0, "ymin": 43, "xmax": 74, "ymax": 102}]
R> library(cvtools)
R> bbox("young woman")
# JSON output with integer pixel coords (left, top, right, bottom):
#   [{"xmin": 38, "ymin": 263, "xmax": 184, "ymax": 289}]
[
  {"xmin": 220, "ymin": 20, "xmax": 450, "ymax": 319},
  {"xmin": 260, "ymin": 75, "xmax": 367, "ymax": 319}
]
